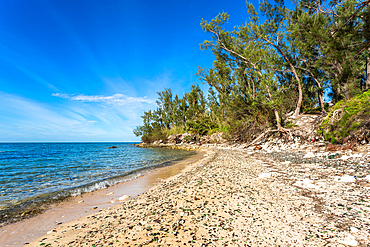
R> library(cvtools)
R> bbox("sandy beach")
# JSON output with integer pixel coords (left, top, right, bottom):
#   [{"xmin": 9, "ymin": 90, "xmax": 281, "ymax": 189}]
[
  {"xmin": 0, "ymin": 150, "xmax": 204, "ymax": 247},
  {"xmin": 21, "ymin": 146, "xmax": 370, "ymax": 246}
]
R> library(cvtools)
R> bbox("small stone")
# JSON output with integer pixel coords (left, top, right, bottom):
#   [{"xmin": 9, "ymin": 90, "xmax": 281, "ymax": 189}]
[
  {"xmin": 340, "ymin": 154, "xmax": 351, "ymax": 160},
  {"xmin": 303, "ymin": 152, "xmax": 315, "ymax": 158},
  {"xmin": 334, "ymin": 175, "xmax": 356, "ymax": 183},
  {"xmin": 338, "ymin": 234, "xmax": 358, "ymax": 246},
  {"xmin": 119, "ymin": 195, "xmax": 130, "ymax": 201},
  {"xmin": 258, "ymin": 173, "xmax": 271, "ymax": 179},
  {"xmin": 350, "ymin": 227, "xmax": 359, "ymax": 233}
]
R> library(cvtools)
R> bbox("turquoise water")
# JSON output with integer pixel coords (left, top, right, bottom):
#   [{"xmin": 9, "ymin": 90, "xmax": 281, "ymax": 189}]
[{"xmin": 0, "ymin": 143, "xmax": 195, "ymax": 220}]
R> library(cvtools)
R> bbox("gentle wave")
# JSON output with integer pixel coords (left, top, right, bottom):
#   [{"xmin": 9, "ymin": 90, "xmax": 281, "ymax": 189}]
[{"xmin": 0, "ymin": 143, "xmax": 195, "ymax": 223}]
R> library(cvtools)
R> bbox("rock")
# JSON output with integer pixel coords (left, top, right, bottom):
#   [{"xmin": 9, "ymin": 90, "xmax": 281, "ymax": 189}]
[
  {"xmin": 340, "ymin": 154, "xmax": 351, "ymax": 160},
  {"xmin": 258, "ymin": 173, "xmax": 271, "ymax": 179},
  {"xmin": 351, "ymin": 153, "xmax": 362, "ymax": 158},
  {"xmin": 338, "ymin": 234, "xmax": 358, "ymax": 246},
  {"xmin": 293, "ymin": 179, "xmax": 318, "ymax": 189},
  {"xmin": 168, "ymin": 134, "xmax": 192, "ymax": 144},
  {"xmin": 334, "ymin": 175, "xmax": 356, "ymax": 182},
  {"xmin": 109, "ymin": 146, "xmax": 118, "ymax": 149},
  {"xmin": 254, "ymin": 145, "xmax": 262, "ymax": 150},
  {"xmin": 118, "ymin": 195, "xmax": 130, "ymax": 201},
  {"xmin": 303, "ymin": 152, "xmax": 315, "ymax": 158},
  {"xmin": 200, "ymin": 133, "xmax": 227, "ymax": 144},
  {"xmin": 179, "ymin": 133, "xmax": 191, "ymax": 141},
  {"xmin": 350, "ymin": 227, "xmax": 359, "ymax": 233}
]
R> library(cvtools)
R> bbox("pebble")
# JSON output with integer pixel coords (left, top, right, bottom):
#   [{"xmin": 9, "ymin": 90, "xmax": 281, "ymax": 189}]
[
  {"xmin": 31, "ymin": 145, "xmax": 370, "ymax": 247},
  {"xmin": 338, "ymin": 234, "xmax": 358, "ymax": 246},
  {"xmin": 258, "ymin": 173, "xmax": 271, "ymax": 179},
  {"xmin": 334, "ymin": 175, "xmax": 356, "ymax": 182},
  {"xmin": 118, "ymin": 195, "xmax": 129, "ymax": 201},
  {"xmin": 303, "ymin": 152, "xmax": 315, "ymax": 158}
]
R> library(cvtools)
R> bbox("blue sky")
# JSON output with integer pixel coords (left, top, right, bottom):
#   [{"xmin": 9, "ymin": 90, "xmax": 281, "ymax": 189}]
[{"xmin": 0, "ymin": 0, "xmax": 258, "ymax": 142}]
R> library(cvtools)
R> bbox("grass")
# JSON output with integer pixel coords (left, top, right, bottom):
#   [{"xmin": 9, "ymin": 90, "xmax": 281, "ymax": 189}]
[{"xmin": 319, "ymin": 90, "xmax": 370, "ymax": 144}]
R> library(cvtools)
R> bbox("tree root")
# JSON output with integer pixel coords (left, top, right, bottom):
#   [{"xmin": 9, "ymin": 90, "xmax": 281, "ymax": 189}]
[
  {"xmin": 329, "ymin": 109, "xmax": 343, "ymax": 124},
  {"xmin": 245, "ymin": 126, "xmax": 293, "ymax": 148}
]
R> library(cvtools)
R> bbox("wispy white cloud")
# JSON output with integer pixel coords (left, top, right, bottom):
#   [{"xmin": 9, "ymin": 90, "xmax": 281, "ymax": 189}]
[
  {"xmin": 52, "ymin": 93, "xmax": 155, "ymax": 105},
  {"xmin": 0, "ymin": 91, "xmax": 153, "ymax": 142}
]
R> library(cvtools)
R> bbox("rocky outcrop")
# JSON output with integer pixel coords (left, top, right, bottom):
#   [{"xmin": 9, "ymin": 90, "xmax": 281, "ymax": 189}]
[
  {"xmin": 284, "ymin": 113, "xmax": 324, "ymax": 141},
  {"xmin": 168, "ymin": 133, "xmax": 192, "ymax": 144},
  {"xmin": 200, "ymin": 132, "xmax": 227, "ymax": 144}
]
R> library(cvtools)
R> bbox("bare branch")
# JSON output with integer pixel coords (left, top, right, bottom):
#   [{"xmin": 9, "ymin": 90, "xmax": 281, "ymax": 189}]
[
  {"xmin": 348, "ymin": 41, "xmax": 370, "ymax": 62},
  {"xmin": 331, "ymin": 0, "xmax": 370, "ymax": 37}
]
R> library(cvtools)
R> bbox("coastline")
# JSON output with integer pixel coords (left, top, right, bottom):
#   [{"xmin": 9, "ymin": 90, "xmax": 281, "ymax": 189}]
[
  {"xmin": 3, "ymin": 142, "xmax": 370, "ymax": 246},
  {"xmin": 25, "ymin": 144, "xmax": 370, "ymax": 246},
  {"xmin": 0, "ymin": 148, "xmax": 205, "ymax": 247}
]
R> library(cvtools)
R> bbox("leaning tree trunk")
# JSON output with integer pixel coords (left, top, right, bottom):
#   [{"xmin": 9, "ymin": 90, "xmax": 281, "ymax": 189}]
[
  {"xmin": 302, "ymin": 58, "xmax": 326, "ymax": 112},
  {"xmin": 318, "ymin": 92, "xmax": 325, "ymax": 112},
  {"xmin": 366, "ymin": 48, "xmax": 370, "ymax": 91},
  {"xmin": 264, "ymin": 38, "xmax": 303, "ymax": 119},
  {"xmin": 266, "ymin": 85, "xmax": 287, "ymax": 132}
]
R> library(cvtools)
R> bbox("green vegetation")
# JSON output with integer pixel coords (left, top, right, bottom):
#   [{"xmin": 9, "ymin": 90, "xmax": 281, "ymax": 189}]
[
  {"xmin": 320, "ymin": 90, "xmax": 370, "ymax": 143},
  {"xmin": 135, "ymin": 0, "xmax": 370, "ymax": 143}
]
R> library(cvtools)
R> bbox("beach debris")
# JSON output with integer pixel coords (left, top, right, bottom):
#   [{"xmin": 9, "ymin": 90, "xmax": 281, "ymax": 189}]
[
  {"xmin": 334, "ymin": 175, "xmax": 356, "ymax": 182},
  {"xmin": 293, "ymin": 179, "xmax": 318, "ymax": 189},
  {"xmin": 328, "ymin": 153, "xmax": 339, "ymax": 159},
  {"xmin": 27, "ymin": 147, "xmax": 370, "ymax": 247},
  {"xmin": 303, "ymin": 152, "xmax": 315, "ymax": 158},
  {"xmin": 351, "ymin": 153, "xmax": 363, "ymax": 158},
  {"xmin": 77, "ymin": 200, "xmax": 84, "ymax": 204},
  {"xmin": 106, "ymin": 192, "xmax": 114, "ymax": 195},
  {"xmin": 350, "ymin": 227, "xmax": 359, "ymax": 233},
  {"xmin": 118, "ymin": 195, "xmax": 130, "ymax": 201},
  {"xmin": 258, "ymin": 173, "xmax": 271, "ymax": 179},
  {"xmin": 108, "ymin": 146, "xmax": 118, "ymax": 149},
  {"xmin": 337, "ymin": 234, "xmax": 358, "ymax": 246},
  {"xmin": 254, "ymin": 145, "xmax": 262, "ymax": 150},
  {"xmin": 340, "ymin": 154, "xmax": 351, "ymax": 160}
]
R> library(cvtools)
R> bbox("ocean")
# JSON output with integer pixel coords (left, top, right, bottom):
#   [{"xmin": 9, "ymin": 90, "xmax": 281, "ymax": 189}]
[{"xmin": 0, "ymin": 142, "xmax": 195, "ymax": 223}]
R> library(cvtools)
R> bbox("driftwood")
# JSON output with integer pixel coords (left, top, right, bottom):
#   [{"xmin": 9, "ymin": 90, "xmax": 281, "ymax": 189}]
[
  {"xmin": 329, "ymin": 109, "xmax": 343, "ymax": 125},
  {"xmin": 245, "ymin": 126, "xmax": 297, "ymax": 148},
  {"xmin": 245, "ymin": 128, "xmax": 278, "ymax": 148}
]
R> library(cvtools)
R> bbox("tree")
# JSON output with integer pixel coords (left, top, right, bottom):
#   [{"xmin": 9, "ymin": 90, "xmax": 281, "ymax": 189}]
[{"xmin": 200, "ymin": 8, "xmax": 293, "ymax": 131}]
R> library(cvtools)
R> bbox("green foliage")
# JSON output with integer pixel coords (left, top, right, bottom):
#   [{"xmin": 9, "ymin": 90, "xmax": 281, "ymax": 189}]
[
  {"xmin": 186, "ymin": 116, "xmax": 216, "ymax": 136},
  {"xmin": 208, "ymin": 124, "xmax": 230, "ymax": 135},
  {"xmin": 320, "ymin": 90, "xmax": 370, "ymax": 143},
  {"xmin": 165, "ymin": 126, "xmax": 186, "ymax": 136},
  {"xmin": 134, "ymin": 0, "xmax": 370, "ymax": 143}
]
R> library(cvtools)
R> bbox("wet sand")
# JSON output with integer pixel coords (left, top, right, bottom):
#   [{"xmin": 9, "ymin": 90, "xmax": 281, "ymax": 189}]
[{"xmin": 0, "ymin": 151, "xmax": 204, "ymax": 247}]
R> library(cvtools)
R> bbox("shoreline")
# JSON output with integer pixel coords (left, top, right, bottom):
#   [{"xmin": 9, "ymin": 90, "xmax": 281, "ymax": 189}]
[
  {"xmin": 0, "ymin": 149, "xmax": 205, "ymax": 247},
  {"xmin": 25, "ymin": 144, "xmax": 370, "ymax": 246}
]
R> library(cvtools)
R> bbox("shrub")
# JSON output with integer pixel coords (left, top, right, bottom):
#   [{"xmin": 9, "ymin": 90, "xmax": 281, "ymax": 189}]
[{"xmin": 320, "ymin": 90, "xmax": 370, "ymax": 144}]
